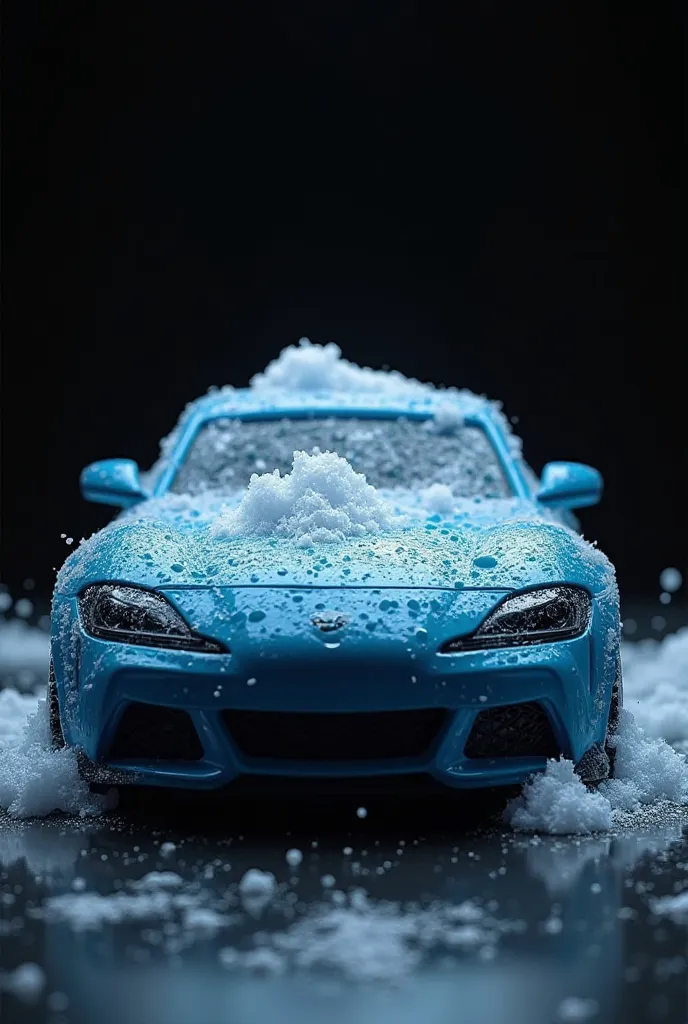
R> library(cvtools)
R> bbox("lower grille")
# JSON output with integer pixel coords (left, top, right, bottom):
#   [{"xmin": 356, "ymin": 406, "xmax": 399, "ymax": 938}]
[
  {"xmin": 222, "ymin": 709, "xmax": 447, "ymax": 761},
  {"xmin": 464, "ymin": 702, "xmax": 560, "ymax": 759},
  {"xmin": 108, "ymin": 703, "xmax": 204, "ymax": 761}
]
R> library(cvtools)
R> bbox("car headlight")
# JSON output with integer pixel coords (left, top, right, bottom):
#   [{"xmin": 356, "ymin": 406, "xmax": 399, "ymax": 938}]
[
  {"xmin": 440, "ymin": 585, "xmax": 591, "ymax": 652},
  {"xmin": 79, "ymin": 584, "xmax": 227, "ymax": 653}
]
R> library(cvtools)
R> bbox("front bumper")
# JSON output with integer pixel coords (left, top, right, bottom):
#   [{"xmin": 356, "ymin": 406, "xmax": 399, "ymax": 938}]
[{"xmin": 52, "ymin": 586, "xmax": 615, "ymax": 791}]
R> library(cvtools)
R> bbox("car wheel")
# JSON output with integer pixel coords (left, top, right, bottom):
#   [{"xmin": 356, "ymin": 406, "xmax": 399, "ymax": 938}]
[
  {"xmin": 48, "ymin": 657, "xmax": 65, "ymax": 749},
  {"xmin": 575, "ymin": 665, "xmax": 622, "ymax": 786}
]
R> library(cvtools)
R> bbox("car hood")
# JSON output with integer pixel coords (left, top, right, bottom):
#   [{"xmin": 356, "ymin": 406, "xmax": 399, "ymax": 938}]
[{"xmin": 56, "ymin": 496, "xmax": 616, "ymax": 599}]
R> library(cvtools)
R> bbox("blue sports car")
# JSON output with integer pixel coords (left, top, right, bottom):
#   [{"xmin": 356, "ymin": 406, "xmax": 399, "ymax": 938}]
[{"xmin": 50, "ymin": 354, "xmax": 621, "ymax": 795}]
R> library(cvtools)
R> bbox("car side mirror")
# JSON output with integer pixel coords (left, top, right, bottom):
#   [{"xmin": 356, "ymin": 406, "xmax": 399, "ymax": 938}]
[
  {"xmin": 80, "ymin": 459, "xmax": 148, "ymax": 508},
  {"xmin": 536, "ymin": 461, "xmax": 603, "ymax": 509}
]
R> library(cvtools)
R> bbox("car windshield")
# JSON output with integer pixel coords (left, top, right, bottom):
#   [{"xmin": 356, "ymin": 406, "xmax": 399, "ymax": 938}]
[{"xmin": 170, "ymin": 416, "xmax": 512, "ymax": 499}]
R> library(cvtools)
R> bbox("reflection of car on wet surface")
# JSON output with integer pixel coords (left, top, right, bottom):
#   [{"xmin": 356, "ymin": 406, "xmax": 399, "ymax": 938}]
[
  {"xmin": 11, "ymin": 814, "xmax": 682, "ymax": 1024},
  {"xmin": 49, "ymin": 385, "xmax": 621, "ymax": 794}
]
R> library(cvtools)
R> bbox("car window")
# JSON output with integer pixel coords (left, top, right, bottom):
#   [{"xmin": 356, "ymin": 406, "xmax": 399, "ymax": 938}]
[{"xmin": 170, "ymin": 416, "xmax": 512, "ymax": 499}]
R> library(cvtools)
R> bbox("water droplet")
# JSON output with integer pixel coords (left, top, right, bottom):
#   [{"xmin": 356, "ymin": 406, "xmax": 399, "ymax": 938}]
[{"xmin": 473, "ymin": 555, "xmax": 497, "ymax": 569}]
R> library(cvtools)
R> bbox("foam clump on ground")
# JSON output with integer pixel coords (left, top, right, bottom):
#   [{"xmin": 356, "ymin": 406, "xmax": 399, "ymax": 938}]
[
  {"xmin": 213, "ymin": 449, "xmax": 403, "ymax": 547},
  {"xmin": 0, "ymin": 689, "xmax": 40, "ymax": 747},
  {"xmin": 622, "ymin": 628, "xmax": 688, "ymax": 752},
  {"xmin": 504, "ymin": 758, "xmax": 612, "ymax": 834},
  {"xmin": 250, "ymin": 338, "xmax": 429, "ymax": 395},
  {"xmin": 0, "ymin": 693, "xmax": 110, "ymax": 819},
  {"xmin": 603, "ymin": 709, "xmax": 688, "ymax": 810},
  {"xmin": 506, "ymin": 709, "xmax": 688, "ymax": 835}
]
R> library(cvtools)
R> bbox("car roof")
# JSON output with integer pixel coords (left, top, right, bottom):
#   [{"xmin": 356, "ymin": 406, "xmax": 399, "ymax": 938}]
[{"xmin": 183, "ymin": 386, "xmax": 496, "ymax": 423}]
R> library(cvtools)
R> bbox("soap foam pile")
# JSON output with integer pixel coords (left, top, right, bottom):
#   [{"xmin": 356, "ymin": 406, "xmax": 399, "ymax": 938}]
[
  {"xmin": 621, "ymin": 628, "xmax": 688, "ymax": 752},
  {"xmin": 213, "ymin": 449, "xmax": 403, "ymax": 547},
  {"xmin": 496, "ymin": 605, "xmax": 688, "ymax": 835},
  {"xmin": 249, "ymin": 338, "xmax": 431, "ymax": 396},
  {"xmin": 505, "ymin": 710, "xmax": 688, "ymax": 835},
  {"xmin": 0, "ymin": 683, "xmax": 109, "ymax": 819}
]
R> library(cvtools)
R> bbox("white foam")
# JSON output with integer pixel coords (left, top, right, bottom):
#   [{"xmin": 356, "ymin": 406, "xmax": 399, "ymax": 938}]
[
  {"xmin": 506, "ymin": 710, "xmax": 688, "ymax": 835},
  {"xmin": 602, "ymin": 710, "xmax": 688, "ymax": 811},
  {"xmin": 0, "ymin": 695, "xmax": 110, "ymax": 819},
  {"xmin": 131, "ymin": 871, "xmax": 184, "ymax": 890},
  {"xmin": 213, "ymin": 449, "xmax": 403, "ymax": 547},
  {"xmin": 505, "ymin": 759, "xmax": 612, "ymax": 835},
  {"xmin": 239, "ymin": 868, "xmax": 277, "ymax": 897},
  {"xmin": 0, "ymin": 962, "xmax": 46, "ymax": 1003},
  {"xmin": 622, "ymin": 628, "xmax": 688, "ymax": 752},
  {"xmin": 432, "ymin": 401, "xmax": 465, "ymax": 434},
  {"xmin": 43, "ymin": 889, "xmax": 180, "ymax": 930},
  {"xmin": 250, "ymin": 338, "xmax": 430, "ymax": 396},
  {"xmin": 659, "ymin": 567, "xmax": 683, "ymax": 593},
  {"xmin": 556, "ymin": 997, "xmax": 600, "ymax": 1022},
  {"xmin": 0, "ymin": 689, "xmax": 39, "ymax": 746},
  {"xmin": 419, "ymin": 482, "xmax": 456, "ymax": 514}
]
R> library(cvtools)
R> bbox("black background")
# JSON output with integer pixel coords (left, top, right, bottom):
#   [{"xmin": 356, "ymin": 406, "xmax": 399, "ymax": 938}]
[{"xmin": 3, "ymin": 4, "xmax": 686, "ymax": 613}]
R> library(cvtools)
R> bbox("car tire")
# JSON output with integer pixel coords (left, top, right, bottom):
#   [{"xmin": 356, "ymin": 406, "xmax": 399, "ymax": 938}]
[
  {"xmin": 604, "ymin": 669, "xmax": 622, "ymax": 778},
  {"xmin": 48, "ymin": 656, "xmax": 65, "ymax": 749}
]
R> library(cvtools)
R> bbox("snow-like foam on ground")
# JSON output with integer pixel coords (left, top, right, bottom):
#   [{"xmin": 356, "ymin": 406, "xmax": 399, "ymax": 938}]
[
  {"xmin": 213, "ymin": 449, "xmax": 403, "ymax": 546},
  {"xmin": 0, "ymin": 692, "xmax": 110, "ymax": 819},
  {"xmin": 622, "ymin": 628, "xmax": 688, "ymax": 752},
  {"xmin": 0, "ymin": 689, "xmax": 39, "ymax": 746},
  {"xmin": 503, "ymin": 627, "xmax": 688, "ymax": 834},
  {"xmin": 505, "ymin": 710, "xmax": 688, "ymax": 835},
  {"xmin": 504, "ymin": 759, "xmax": 613, "ymax": 834}
]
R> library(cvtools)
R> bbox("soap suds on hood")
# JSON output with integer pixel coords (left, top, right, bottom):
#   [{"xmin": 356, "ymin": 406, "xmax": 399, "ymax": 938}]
[{"xmin": 213, "ymin": 449, "xmax": 404, "ymax": 547}]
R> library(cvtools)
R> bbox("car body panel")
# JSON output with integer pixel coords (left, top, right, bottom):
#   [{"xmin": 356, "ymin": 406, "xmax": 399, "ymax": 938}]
[
  {"xmin": 52, "ymin": 387, "xmax": 620, "ymax": 791},
  {"xmin": 55, "ymin": 517, "xmax": 614, "ymax": 597}
]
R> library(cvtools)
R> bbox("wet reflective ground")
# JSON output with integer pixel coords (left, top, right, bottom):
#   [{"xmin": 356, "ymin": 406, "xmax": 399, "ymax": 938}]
[{"xmin": 1, "ymin": 792, "xmax": 687, "ymax": 1024}]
